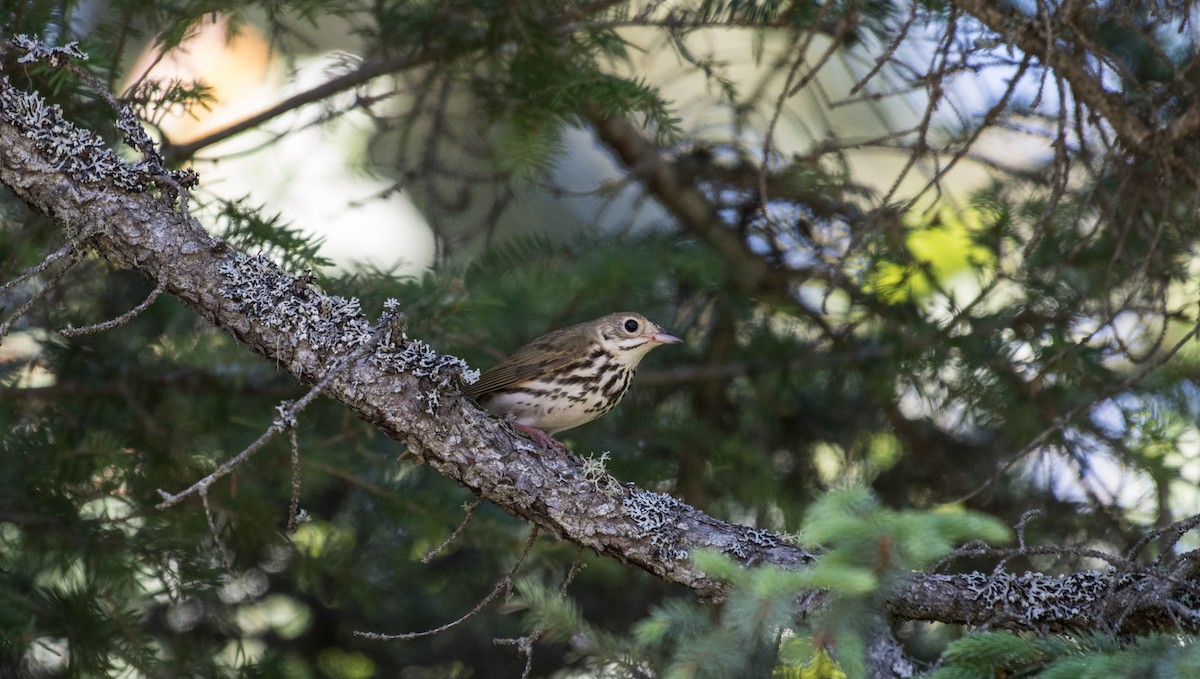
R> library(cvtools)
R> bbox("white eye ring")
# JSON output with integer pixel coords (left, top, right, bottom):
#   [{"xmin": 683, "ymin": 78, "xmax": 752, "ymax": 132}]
[{"xmin": 623, "ymin": 318, "xmax": 640, "ymax": 333}]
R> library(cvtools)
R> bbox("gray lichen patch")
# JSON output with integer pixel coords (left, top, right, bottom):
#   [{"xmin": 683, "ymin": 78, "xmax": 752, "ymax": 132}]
[
  {"xmin": 956, "ymin": 569, "xmax": 1106, "ymax": 626},
  {"xmin": 219, "ymin": 252, "xmax": 372, "ymax": 356},
  {"xmin": 12, "ymin": 36, "xmax": 87, "ymax": 65},
  {"xmin": 623, "ymin": 489, "xmax": 689, "ymax": 560},
  {"xmin": 0, "ymin": 73, "xmax": 195, "ymax": 193},
  {"xmin": 218, "ymin": 252, "xmax": 478, "ymax": 414},
  {"xmin": 1, "ymin": 80, "xmax": 147, "ymax": 191},
  {"xmin": 373, "ymin": 331, "xmax": 479, "ymax": 414},
  {"xmin": 724, "ymin": 527, "xmax": 785, "ymax": 561}
]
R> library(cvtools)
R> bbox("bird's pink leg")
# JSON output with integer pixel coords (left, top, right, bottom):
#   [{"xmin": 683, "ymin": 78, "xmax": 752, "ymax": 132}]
[{"xmin": 513, "ymin": 423, "xmax": 566, "ymax": 451}]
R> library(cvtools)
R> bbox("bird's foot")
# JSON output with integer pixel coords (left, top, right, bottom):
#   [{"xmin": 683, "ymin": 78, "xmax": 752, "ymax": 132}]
[{"xmin": 513, "ymin": 423, "xmax": 567, "ymax": 451}]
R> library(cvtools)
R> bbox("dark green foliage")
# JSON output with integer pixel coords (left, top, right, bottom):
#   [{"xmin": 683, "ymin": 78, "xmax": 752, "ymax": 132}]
[{"xmin": 4, "ymin": 0, "xmax": 1200, "ymax": 676}]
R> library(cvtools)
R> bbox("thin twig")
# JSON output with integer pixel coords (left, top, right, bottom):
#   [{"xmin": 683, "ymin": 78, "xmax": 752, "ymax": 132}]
[
  {"xmin": 0, "ymin": 245, "xmax": 86, "ymax": 343},
  {"xmin": 356, "ymin": 527, "xmax": 540, "ymax": 641},
  {"xmin": 200, "ymin": 488, "xmax": 231, "ymax": 571},
  {"xmin": 286, "ymin": 425, "xmax": 303, "ymax": 533},
  {"xmin": 156, "ymin": 416, "xmax": 282, "ymax": 509},
  {"xmin": 1128, "ymin": 512, "xmax": 1200, "ymax": 564},
  {"xmin": 1015, "ymin": 510, "xmax": 1040, "ymax": 550},
  {"xmin": 0, "ymin": 226, "xmax": 96, "ymax": 298},
  {"xmin": 421, "ymin": 499, "xmax": 483, "ymax": 563},
  {"xmin": 156, "ymin": 315, "xmax": 388, "ymax": 509},
  {"xmin": 0, "ymin": 282, "xmax": 56, "ymax": 342},
  {"xmin": 494, "ymin": 635, "xmax": 537, "ymax": 679},
  {"xmin": 493, "ymin": 546, "xmax": 587, "ymax": 679},
  {"xmin": 61, "ymin": 281, "xmax": 165, "ymax": 337},
  {"xmin": 559, "ymin": 546, "xmax": 586, "ymax": 596}
]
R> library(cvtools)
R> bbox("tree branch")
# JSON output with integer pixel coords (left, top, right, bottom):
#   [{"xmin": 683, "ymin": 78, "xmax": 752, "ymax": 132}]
[
  {"xmin": 160, "ymin": 0, "xmax": 632, "ymax": 164},
  {"xmin": 2, "ymin": 74, "xmax": 1198, "ymax": 642},
  {"xmin": 586, "ymin": 111, "xmax": 791, "ymax": 297},
  {"xmin": 160, "ymin": 51, "xmax": 443, "ymax": 164},
  {"xmin": 948, "ymin": 0, "xmax": 1194, "ymax": 154}
]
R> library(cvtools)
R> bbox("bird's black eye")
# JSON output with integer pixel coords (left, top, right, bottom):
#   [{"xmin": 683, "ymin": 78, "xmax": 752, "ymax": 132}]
[{"xmin": 623, "ymin": 318, "xmax": 640, "ymax": 333}]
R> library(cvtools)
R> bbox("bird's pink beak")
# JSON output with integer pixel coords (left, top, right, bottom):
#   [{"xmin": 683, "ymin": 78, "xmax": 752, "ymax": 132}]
[{"xmin": 650, "ymin": 332, "xmax": 683, "ymax": 345}]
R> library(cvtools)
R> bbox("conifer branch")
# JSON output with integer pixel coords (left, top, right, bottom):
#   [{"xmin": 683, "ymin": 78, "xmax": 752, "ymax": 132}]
[
  {"xmin": 587, "ymin": 111, "xmax": 789, "ymax": 297},
  {"xmin": 948, "ymin": 0, "xmax": 1200, "ymax": 171},
  {"xmin": 159, "ymin": 0, "xmax": 632, "ymax": 164},
  {"xmin": 160, "ymin": 51, "xmax": 443, "ymax": 164}
]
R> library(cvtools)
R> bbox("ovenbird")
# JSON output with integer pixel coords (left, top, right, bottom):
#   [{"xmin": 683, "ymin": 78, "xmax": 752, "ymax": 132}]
[{"xmin": 466, "ymin": 312, "xmax": 682, "ymax": 448}]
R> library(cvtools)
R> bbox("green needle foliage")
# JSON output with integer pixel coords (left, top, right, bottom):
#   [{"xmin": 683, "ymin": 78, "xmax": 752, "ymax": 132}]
[{"xmin": 511, "ymin": 488, "xmax": 1010, "ymax": 679}]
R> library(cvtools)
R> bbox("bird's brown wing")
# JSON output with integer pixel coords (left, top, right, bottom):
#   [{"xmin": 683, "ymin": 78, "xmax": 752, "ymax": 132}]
[{"xmin": 464, "ymin": 325, "xmax": 593, "ymax": 398}]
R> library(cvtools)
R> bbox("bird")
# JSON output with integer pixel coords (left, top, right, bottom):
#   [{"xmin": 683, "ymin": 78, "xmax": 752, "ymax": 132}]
[{"xmin": 465, "ymin": 312, "xmax": 682, "ymax": 449}]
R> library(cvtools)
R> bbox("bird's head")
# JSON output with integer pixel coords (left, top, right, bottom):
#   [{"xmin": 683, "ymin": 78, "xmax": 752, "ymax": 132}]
[{"xmin": 594, "ymin": 312, "xmax": 683, "ymax": 366}]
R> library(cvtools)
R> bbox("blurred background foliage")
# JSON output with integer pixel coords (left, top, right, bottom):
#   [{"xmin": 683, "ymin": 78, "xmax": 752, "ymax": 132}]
[{"xmin": 3, "ymin": 0, "xmax": 1200, "ymax": 676}]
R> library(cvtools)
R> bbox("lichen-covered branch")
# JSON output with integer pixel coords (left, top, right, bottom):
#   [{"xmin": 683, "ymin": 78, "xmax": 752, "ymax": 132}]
[
  {"xmin": 893, "ymin": 568, "xmax": 1200, "ymax": 635},
  {"xmin": 1, "ymin": 73, "xmax": 1198, "ymax": 640},
  {"xmin": 0, "ymin": 75, "xmax": 812, "ymax": 600}
]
